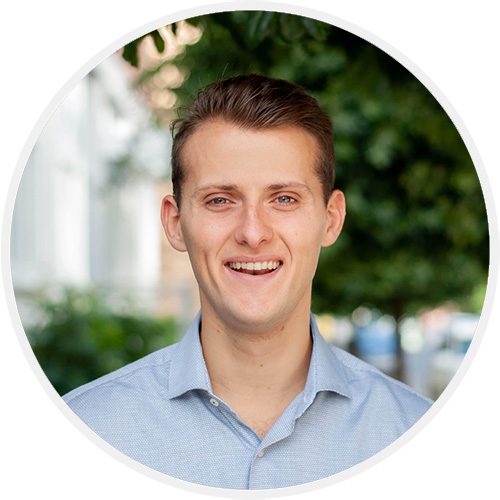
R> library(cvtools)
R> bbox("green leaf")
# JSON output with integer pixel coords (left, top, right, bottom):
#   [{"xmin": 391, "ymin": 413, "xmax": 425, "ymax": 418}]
[
  {"xmin": 151, "ymin": 30, "xmax": 165, "ymax": 53},
  {"xmin": 302, "ymin": 17, "xmax": 329, "ymax": 40},
  {"xmin": 122, "ymin": 41, "xmax": 139, "ymax": 67},
  {"xmin": 122, "ymin": 37, "xmax": 145, "ymax": 67},
  {"xmin": 279, "ymin": 13, "xmax": 305, "ymax": 42},
  {"xmin": 245, "ymin": 11, "xmax": 275, "ymax": 48}
]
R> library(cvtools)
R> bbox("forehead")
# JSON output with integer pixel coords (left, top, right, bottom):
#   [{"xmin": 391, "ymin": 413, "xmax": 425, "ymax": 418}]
[{"xmin": 181, "ymin": 119, "xmax": 320, "ymax": 187}]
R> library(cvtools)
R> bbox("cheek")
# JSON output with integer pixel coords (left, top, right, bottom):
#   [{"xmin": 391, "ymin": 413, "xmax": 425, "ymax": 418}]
[
  {"xmin": 181, "ymin": 218, "xmax": 228, "ymax": 262},
  {"xmin": 282, "ymin": 212, "xmax": 326, "ymax": 248},
  {"xmin": 290, "ymin": 224, "xmax": 325, "ymax": 270}
]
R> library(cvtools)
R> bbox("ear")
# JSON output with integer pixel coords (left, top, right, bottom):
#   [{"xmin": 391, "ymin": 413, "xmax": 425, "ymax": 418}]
[
  {"xmin": 161, "ymin": 195, "xmax": 187, "ymax": 252},
  {"xmin": 322, "ymin": 189, "xmax": 346, "ymax": 247}
]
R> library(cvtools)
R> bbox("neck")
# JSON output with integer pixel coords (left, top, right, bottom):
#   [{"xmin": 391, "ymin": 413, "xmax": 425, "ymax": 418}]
[{"xmin": 199, "ymin": 304, "xmax": 313, "ymax": 401}]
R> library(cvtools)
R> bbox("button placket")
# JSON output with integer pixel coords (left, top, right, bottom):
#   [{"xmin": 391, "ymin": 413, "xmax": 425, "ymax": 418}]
[{"xmin": 205, "ymin": 394, "xmax": 261, "ymax": 450}]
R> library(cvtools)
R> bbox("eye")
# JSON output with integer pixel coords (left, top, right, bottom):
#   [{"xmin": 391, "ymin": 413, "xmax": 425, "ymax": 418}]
[
  {"xmin": 274, "ymin": 195, "xmax": 297, "ymax": 205},
  {"xmin": 206, "ymin": 196, "xmax": 231, "ymax": 208}
]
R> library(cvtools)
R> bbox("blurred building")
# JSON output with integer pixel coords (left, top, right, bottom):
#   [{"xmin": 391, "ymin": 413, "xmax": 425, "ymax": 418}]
[{"xmin": 11, "ymin": 53, "xmax": 199, "ymax": 327}]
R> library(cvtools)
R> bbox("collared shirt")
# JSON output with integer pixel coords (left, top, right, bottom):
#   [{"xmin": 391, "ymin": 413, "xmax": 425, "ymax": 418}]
[{"xmin": 63, "ymin": 313, "xmax": 432, "ymax": 489}]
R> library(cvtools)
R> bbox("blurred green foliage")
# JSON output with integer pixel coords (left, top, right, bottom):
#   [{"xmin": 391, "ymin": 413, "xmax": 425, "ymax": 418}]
[
  {"xmin": 25, "ymin": 288, "xmax": 179, "ymax": 395},
  {"xmin": 122, "ymin": 11, "xmax": 488, "ymax": 320}
]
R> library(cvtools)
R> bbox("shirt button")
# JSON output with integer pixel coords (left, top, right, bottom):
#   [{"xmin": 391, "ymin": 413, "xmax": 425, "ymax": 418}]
[
  {"xmin": 209, "ymin": 398, "xmax": 219, "ymax": 407},
  {"xmin": 257, "ymin": 449, "xmax": 265, "ymax": 458}
]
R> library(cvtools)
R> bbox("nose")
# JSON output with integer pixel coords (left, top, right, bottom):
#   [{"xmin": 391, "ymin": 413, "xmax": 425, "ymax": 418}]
[{"xmin": 234, "ymin": 204, "xmax": 273, "ymax": 248}]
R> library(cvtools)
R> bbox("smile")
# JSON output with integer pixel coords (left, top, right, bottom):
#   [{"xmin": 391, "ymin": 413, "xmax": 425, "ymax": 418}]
[{"xmin": 225, "ymin": 260, "xmax": 282, "ymax": 275}]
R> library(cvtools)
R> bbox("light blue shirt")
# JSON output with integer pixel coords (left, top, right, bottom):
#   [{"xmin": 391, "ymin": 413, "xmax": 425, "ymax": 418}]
[{"xmin": 63, "ymin": 313, "xmax": 432, "ymax": 489}]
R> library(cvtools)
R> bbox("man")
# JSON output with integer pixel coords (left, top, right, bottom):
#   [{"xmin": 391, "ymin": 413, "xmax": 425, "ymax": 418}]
[{"xmin": 64, "ymin": 75, "xmax": 431, "ymax": 489}]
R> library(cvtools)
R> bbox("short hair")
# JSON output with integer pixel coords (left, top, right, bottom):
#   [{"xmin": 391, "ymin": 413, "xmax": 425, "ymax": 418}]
[{"xmin": 170, "ymin": 74, "xmax": 335, "ymax": 206}]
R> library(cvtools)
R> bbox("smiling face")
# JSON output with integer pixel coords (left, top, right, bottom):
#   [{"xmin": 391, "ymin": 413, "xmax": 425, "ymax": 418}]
[{"xmin": 162, "ymin": 119, "xmax": 345, "ymax": 333}]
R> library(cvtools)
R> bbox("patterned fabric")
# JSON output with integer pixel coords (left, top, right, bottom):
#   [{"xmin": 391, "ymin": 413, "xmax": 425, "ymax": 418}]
[{"xmin": 63, "ymin": 312, "xmax": 432, "ymax": 489}]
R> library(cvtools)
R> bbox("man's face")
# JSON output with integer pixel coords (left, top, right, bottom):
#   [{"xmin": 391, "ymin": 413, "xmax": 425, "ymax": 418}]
[{"xmin": 162, "ymin": 119, "xmax": 345, "ymax": 332}]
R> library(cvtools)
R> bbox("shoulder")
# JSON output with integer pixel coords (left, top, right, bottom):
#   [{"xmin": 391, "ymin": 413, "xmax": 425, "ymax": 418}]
[
  {"xmin": 330, "ymin": 345, "xmax": 432, "ymax": 423},
  {"xmin": 62, "ymin": 342, "xmax": 178, "ymax": 412}
]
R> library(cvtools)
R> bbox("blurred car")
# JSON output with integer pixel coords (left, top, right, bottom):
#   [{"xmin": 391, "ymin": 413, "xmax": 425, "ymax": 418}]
[{"xmin": 354, "ymin": 315, "xmax": 398, "ymax": 374}]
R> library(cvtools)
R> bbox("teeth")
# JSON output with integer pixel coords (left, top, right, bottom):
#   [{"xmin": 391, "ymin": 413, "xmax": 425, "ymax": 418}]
[{"xmin": 228, "ymin": 260, "xmax": 280, "ymax": 270}]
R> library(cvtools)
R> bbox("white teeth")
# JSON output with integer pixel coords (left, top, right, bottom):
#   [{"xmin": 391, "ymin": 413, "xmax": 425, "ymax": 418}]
[{"xmin": 228, "ymin": 260, "xmax": 280, "ymax": 270}]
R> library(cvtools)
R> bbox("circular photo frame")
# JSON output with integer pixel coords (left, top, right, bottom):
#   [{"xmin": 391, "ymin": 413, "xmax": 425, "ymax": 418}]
[{"xmin": 3, "ymin": 3, "xmax": 493, "ymax": 497}]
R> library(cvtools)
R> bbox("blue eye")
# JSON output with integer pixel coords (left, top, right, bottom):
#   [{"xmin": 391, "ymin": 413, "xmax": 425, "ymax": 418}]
[
  {"xmin": 208, "ymin": 197, "xmax": 228, "ymax": 205},
  {"xmin": 276, "ymin": 195, "xmax": 296, "ymax": 204}
]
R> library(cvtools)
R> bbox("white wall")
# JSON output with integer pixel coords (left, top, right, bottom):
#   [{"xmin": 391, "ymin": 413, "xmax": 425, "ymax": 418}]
[{"xmin": 11, "ymin": 54, "xmax": 170, "ymax": 314}]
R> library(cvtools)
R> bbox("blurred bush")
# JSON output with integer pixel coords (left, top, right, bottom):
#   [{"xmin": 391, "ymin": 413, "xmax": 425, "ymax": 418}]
[{"xmin": 25, "ymin": 288, "xmax": 179, "ymax": 396}]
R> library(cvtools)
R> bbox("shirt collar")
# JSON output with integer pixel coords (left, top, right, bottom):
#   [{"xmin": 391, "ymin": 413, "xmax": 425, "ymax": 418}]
[
  {"xmin": 167, "ymin": 312, "xmax": 352, "ymax": 400},
  {"xmin": 167, "ymin": 312, "xmax": 213, "ymax": 399},
  {"xmin": 305, "ymin": 314, "xmax": 352, "ymax": 400}
]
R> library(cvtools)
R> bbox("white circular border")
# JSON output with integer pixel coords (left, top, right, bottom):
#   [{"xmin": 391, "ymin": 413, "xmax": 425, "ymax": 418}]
[{"xmin": 1, "ymin": 1, "xmax": 496, "ymax": 498}]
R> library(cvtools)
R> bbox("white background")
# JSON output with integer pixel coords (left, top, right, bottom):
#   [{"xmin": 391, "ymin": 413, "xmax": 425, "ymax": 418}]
[{"xmin": 1, "ymin": 1, "xmax": 498, "ymax": 498}]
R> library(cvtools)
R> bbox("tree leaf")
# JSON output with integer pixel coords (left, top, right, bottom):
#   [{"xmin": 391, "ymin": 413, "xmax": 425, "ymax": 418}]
[
  {"xmin": 151, "ymin": 30, "xmax": 165, "ymax": 53},
  {"xmin": 279, "ymin": 13, "xmax": 305, "ymax": 42},
  {"xmin": 302, "ymin": 17, "xmax": 329, "ymax": 40},
  {"xmin": 122, "ymin": 40, "xmax": 140, "ymax": 67},
  {"xmin": 245, "ymin": 11, "xmax": 275, "ymax": 48}
]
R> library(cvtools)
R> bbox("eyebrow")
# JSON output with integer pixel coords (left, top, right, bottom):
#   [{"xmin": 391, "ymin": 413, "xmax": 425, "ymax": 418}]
[
  {"xmin": 194, "ymin": 182, "xmax": 313, "ymax": 195},
  {"xmin": 266, "ymin": 182, "xmax": 313, "ymax": 194},
  {"xmin": 194, "ymin": 184, "xmax": 238, "ymax": 195}
]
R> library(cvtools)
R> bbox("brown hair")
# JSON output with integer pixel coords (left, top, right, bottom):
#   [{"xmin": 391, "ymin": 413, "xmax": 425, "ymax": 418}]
[{"xmin": 171, "ymin": 74, "xmax": 335, "ymax": 206}]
